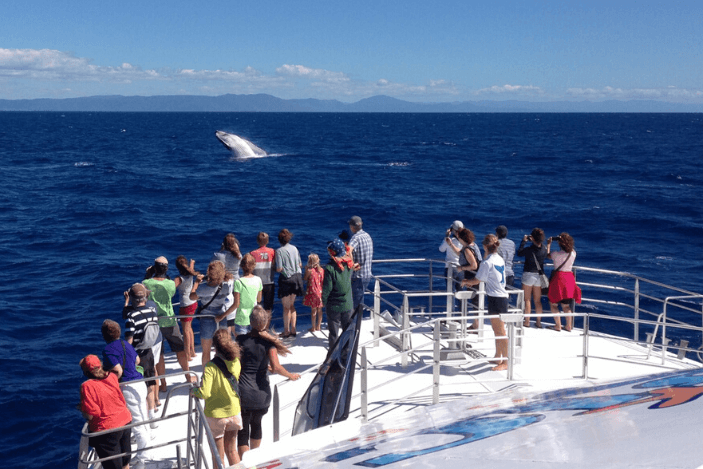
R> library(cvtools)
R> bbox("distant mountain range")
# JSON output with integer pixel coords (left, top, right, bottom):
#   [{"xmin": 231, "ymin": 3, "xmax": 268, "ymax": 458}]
[{"xmin": 0, "ymin": 93, "xmax": 700, "ymax": 112}]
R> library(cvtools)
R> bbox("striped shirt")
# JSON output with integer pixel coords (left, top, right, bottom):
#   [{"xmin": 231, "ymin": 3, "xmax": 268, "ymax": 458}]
[
  {"xmin": 349, "ymin": 229, "xmax": 373, "ymax": 280},
  {"xmin": 123, "ymin": 305, "xmax": 160, "ymax": 347}
]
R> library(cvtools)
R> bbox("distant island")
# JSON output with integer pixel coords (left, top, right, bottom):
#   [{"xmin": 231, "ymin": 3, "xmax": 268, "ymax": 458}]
[{"xmin": 0, "ymin": 93, "xmax": 700, "ymax": 113}]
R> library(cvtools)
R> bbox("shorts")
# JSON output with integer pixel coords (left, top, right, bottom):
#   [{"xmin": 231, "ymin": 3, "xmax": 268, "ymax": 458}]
[
  {"xmin": 521, "ymin": 271, "xmax": 541, "ymax": 287},
  {"xmin": 199, "ymin": 316, "xmax": 222, "ymax": 341},
  {"xmin": 278, "ymin": 272, "xmax": 304, "ymax": 298},
  {"xmin": 205, "ymin": 414, "xmax": 242, "ymax": 439},
  {"xmin": 179, "ymin": 302, "xmax": 197, "ymax": 324},
  {"xmin": 137, "ymin": 348, "xmax": 156, "ymax": 387},
  {"xmin": 261, "ymin": 284, "xmax": 275, "ymax": 310},
  {"xmin": 160, "ymin": 325, "xmax": 185, "ymax": 353},
  {"xmin": 487, "ymin": 296, "xmax": 509, "ymax": 315},
  {"xmin": 234, "ymin": 324, "xmax": 250, "ymax": 335}
]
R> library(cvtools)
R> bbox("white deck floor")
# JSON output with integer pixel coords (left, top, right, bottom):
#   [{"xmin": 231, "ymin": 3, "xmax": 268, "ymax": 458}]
[{"xmin": 143, "ymin": 313, "xmax": 698, "ymax": 468}]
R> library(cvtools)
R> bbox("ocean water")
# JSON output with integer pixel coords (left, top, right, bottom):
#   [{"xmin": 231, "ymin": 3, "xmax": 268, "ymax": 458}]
[{"xmin": 1, "ymin": 111, "xmax": 702, "ymax": 468}]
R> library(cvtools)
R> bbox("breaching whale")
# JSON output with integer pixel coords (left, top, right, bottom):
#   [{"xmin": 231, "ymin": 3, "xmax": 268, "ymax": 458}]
[{"xmin": 215, "ymin": 131, "xmax": 267, "ymax": 158}]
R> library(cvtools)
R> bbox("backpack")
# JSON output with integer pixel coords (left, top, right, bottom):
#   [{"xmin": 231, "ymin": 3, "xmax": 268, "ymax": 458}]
[{"xmin": 136, "ymin": 320, "xmax": 161, "ymax": 350}]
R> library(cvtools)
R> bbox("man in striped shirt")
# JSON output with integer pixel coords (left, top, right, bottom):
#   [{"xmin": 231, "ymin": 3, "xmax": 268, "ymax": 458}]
[
  {"xmin": 348, "ymin": 216, "xmax": 374, "ymax": 318},
  {"xmin": 123, "ymin": 283, "xmax": 162, "ymax": 423}
]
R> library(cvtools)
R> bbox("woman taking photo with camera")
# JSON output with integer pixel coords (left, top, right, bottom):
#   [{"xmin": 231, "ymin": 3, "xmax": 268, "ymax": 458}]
[
  {"xmin": 190, "ymin": 260, "xmax": 235, "ymax": 367},
  {"xmin": 547, "ymin": 233, "xmax": 582, "ymax": 332},
  {"xmin": 517, "ymin": 228, "xmax": 547, "ymax": 328}
]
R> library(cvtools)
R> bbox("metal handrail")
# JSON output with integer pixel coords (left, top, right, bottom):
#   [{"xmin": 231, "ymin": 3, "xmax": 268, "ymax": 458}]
[{"xmin": 267, "ymin": 257, "xmax": 703, "ymax": 444}]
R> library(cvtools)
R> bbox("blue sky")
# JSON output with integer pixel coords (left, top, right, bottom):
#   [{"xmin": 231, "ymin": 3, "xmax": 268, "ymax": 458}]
[{"xmin": 1, "ymin": 1, "xmax": 701, "ymax": 102}]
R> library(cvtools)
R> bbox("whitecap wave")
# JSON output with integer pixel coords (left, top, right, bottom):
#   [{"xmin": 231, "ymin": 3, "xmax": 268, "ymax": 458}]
[{"xmin": 74, "ymin": 162, "xmax": 94, "ymax": 167}]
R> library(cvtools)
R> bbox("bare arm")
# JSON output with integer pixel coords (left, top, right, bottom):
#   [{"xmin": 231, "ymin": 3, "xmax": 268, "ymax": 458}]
[
  {"xmin": 268, "ymin": 347, "xmax": 300, "ymax": 380},
  {"xmin": 189, "ymin": 274, "xmax": 205, "ymax": 301},
  {"xmin": 219, "ymin": 292, "xmax": 239, "ymax": 322},
  {"xmin": 444, "ymin": 237, "xmax": 462, "ymax": 255},
  {"xmin": 458, "ymin": 248, "xmax": 477, "ymax": 272},
  {"xmin": 110, "ymin": 363, "xmax": 124, "ymax": 379},
  {"xmin": 461, "ymin": 278, "xmax": 480, "ymax": 288}
]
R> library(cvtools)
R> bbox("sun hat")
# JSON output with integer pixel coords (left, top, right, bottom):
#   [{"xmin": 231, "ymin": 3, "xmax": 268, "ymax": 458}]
[{"xmin": 327, "ymin": 238, "xmax": 346, "ymax": 257}]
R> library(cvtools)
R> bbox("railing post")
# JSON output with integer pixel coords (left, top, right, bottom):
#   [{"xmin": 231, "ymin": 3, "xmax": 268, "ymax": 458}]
[
  {"xmin": 186, "ymin": 392, "xmax": 193, "ymax": 467},
  {"xmin": 433, "ymin": 321, "xmax": 440, "ymax": 404},
  {"xmin": 447, "ymin": 264, "xmax": 454, "ymax": 316},
  {"xmin": 662, "ymin": 301, "xmax": 668, "ymax": 366},
  {"xmin": 582, "ymin": 314, "xmax": 589, "ymax": 379},
  {"xmin": 195, "ymin": 401, "xmax": 204, "ymax": 469},
  {"xmin": 361, "ymin": 346, "xmax": 368, "ymax": 422},
  {"xmin": 429, "ymin": 260, "xmax": 434, "ymax": 316},
  {"xmin": 373, "ymin": 279, "xmax": 380, "ymax": 347},
  {"xmin": 634, "ymin": 279, "xmax": 640, "ymax": 342},
  {"xmin": 402, "ymin": 295, "xmax": 409, "ymax": 368},
  {"xmin": 273, "ymin": 384, "xmax": 280, "ymax": 442},
  {"xmin": 477, "ymin": 282, "xmax": 486, "ymax": 342},
  {"xmin": 507, "ymin": 322, "xmax": 515, "ymax": 380}
]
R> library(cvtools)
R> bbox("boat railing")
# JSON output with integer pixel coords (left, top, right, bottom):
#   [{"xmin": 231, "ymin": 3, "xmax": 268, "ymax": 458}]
[
  {"xmin": 568, "ymin": 265, "xmax": 703, "ymax": 360},
  {"xmin": 78, "ymin": 377, "xmax": 230, "ymax": 469},
  {"xmin": 359, "ymin": 259, "xmax": 703, "ymax": 419},
  {"xmin": 371, "ymin": 258, "xmax": 703, "ymax": 360},
  {"xmin": 269, "ymin": 258, "xmax": 703, "ymax": 441}
]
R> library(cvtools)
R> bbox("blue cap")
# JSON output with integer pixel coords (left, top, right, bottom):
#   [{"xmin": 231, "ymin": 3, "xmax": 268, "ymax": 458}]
[{"xmin": 327, "ymin": 238, "xmax": 346, "ymax": 257}]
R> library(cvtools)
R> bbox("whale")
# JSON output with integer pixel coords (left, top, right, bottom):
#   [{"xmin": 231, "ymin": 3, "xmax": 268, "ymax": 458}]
[{"xmin": 215, "ymin": 130, "xmax": 267, "ymax": 158}]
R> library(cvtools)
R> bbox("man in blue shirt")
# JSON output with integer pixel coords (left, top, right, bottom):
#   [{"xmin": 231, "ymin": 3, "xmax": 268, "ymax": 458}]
[{"xmin": 348, "ymin": 216, "xmax": 374, "ymax": 318}]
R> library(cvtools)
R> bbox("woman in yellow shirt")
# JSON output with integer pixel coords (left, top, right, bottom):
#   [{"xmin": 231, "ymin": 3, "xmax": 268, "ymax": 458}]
[{"xmin": 191, "ymin": 329, "xmax": 242, "ymax": 467}]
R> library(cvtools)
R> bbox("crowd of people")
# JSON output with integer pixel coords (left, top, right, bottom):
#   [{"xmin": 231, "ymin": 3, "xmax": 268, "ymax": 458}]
[
  {"xmin": 78, "ymin": 217, "xmax": 582, "ymax": 467},
  {"xmin": 441, "ymin": 223, "xmax": 582, "ymax": 370},
  {"xmin": 78, "ymin": 216, "xmax": 374, "ymax": 468}
]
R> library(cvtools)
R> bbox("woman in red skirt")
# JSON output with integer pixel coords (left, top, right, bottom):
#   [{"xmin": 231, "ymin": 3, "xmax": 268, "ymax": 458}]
[{"xmin": 547, "ymin": 233, "xmax": 582, "ymax": 331}]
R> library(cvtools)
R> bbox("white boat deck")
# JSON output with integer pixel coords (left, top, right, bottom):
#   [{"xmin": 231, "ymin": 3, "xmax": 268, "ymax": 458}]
[{"xmin": 145, "ymin": 312, "xmax": 698, "ymax": 468}]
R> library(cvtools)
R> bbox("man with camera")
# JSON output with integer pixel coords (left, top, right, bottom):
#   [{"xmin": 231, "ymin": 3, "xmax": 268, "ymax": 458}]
[{"xmin": 440, "ymin": 220, "xmax": 464, "ymax": 294}]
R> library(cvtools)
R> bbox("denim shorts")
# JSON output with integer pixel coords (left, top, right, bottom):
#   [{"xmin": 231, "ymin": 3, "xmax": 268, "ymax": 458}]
[
  {"xmin": 234, "ymin": 324, "xmax": 250, "ymax": 335},
  {"xmin": 199, "ymin": 316, "xmax": 220, "ymax": 340}
]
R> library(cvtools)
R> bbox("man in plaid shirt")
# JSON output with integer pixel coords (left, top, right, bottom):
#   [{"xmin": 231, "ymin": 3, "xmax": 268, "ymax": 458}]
[{"xmin": 348, "ymin": 216, "xmax": 373, "ymax": 317}]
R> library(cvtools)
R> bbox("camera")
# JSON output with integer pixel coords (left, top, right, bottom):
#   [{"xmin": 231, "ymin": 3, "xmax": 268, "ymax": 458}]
[{"xmin": 553, "ymin": 236, "xmax": 562, "ymax": 242}]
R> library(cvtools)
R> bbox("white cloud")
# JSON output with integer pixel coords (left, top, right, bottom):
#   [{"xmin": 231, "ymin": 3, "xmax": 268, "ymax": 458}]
[
  {"xmin": 276, "ymin": 64, "xmax": 350, "ymax": 84},
  {"xmin": 566, "ymin": 86, "xmax": 703, "ymax": 100},
  {"xmin": 0, "ymin": 48, "xmax": 160, "ymax": 83},
  {"xmin": 476, "ymin": 84, "xmax": 544, "ymax": 95}
]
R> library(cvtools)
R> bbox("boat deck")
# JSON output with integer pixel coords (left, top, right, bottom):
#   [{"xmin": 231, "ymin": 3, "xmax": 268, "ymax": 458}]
[{"xmin": 145, "ymin": 312, "xmax": 697, "ymax": 468}]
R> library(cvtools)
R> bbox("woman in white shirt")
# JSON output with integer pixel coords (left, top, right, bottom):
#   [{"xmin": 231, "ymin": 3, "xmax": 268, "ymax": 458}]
[{"xmin": 462, "ymin": 234, "xmax": 509, "ymax": 371}]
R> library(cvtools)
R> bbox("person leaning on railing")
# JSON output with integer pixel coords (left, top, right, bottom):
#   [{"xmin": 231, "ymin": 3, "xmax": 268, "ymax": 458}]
[{"xmin": 79, "ymin": 354, "xmax": 133, "ymax": 469}]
